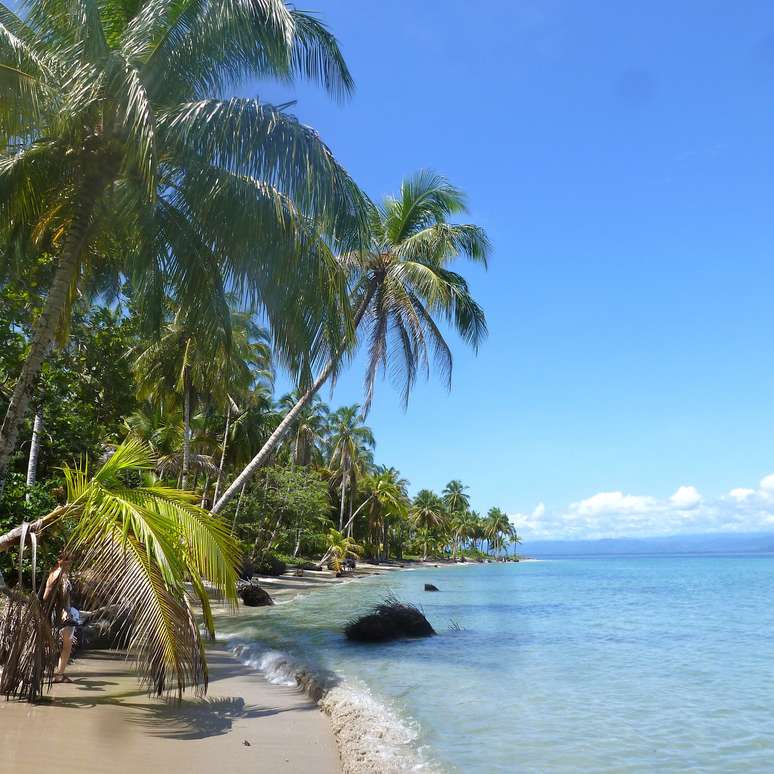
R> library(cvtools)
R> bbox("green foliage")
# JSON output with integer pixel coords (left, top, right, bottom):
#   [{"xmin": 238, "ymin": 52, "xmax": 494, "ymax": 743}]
[
  {"xmin": 227, "ymin": 465, "xmax": 332, "ymax": 557},
  {"xmin": 0, "ymin": 474, "xmax": 62, "ymax": 586},
  {"xmin": 1, "ymin": 440, "xmax": 241, "ymax": 698},
  {"xmin": 252, "ymin": 555, "xmax": 287, "ymax": 577}
]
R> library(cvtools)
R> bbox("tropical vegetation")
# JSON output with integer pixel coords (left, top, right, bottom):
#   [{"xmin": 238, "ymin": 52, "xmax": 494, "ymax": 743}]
[{"xmin": 0, "ymin": 0, "xmax": 512, "ymax": 702}]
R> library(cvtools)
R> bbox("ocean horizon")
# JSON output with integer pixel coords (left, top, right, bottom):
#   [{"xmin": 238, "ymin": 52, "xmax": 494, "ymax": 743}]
[{"xmin": 220, "ymin": 555, "xmax": 774, "ymax": 772}]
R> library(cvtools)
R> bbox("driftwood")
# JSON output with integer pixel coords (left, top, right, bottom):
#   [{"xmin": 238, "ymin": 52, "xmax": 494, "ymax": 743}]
[{"xmin": 345, "ymin": 596, "xmax": 435, "ymax": 643}]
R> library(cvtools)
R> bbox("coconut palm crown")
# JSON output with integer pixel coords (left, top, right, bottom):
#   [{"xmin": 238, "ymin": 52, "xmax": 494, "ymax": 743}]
[
  {"xmin": 212, "ymin": 170, "xmax": 490, "ymax": 513},
  {"xmin": 350, "ymin": 170, "xmax": 490, "ymax": 411},
  {"xmin": 0, "ymin": 0, "xmax": 367, "ymax": 488}
]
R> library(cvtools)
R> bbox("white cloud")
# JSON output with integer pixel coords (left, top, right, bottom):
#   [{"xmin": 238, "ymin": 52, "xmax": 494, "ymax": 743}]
[
  {"xmin": 670, "ymin": 486, "xmax": 701, "ymax": 509},
  {"xmin": 575, "ymin": 491, "xmax": 657, "ymax": 516},
  {"xmin": 512, "ymin": 474, "xmax": 774, "ymax": 540}
]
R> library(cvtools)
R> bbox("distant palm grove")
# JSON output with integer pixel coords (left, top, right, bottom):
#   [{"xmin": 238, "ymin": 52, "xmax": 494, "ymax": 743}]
[{"xmin": 0, "ymin": 0, "xmax": 516, "ymax": 699}]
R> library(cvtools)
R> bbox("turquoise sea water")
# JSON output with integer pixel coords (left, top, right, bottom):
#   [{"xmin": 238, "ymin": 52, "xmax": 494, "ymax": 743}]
[{"xmin": 219, "ymin": 556, "xmax": 774, "ymax": 772}]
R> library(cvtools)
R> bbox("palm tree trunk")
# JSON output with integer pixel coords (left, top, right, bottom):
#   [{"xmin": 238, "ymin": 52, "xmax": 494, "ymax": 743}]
[
  {"xmin": 230, "ymin": 483, "xmax": 246, "ymax": 535},
  {"xmin": 181, "ymin": 368, "xmax": 192, "ymax": 490},
  {"xmin": 0, "ymin": 506, "xmax": 68, "ymax": 554},
  {"xmin": 0, "ymin": 230, "xmax": 88, "ymax": 493},
  {"xmin": 347, "ymin": 494, "xmax": 354, "ymax": 538},
  {"xmin": 211, "ymin": 287, "xmax": 376, "ymax": 515},
  {"xmin": 338, "ymin": 469, "xmax": 348, "ymax": 531},
  {"xmin": 263, "ymin": 512, "xmax": 284, "ymax": 558},
  {"xmin": 383, "ymin": 522, "xmax": 389, "ymax": 561},
  {"xmin": 212, "ymin": 402, "xmax": 231, "ymax": 505},
  {"xmin": 340, "ymin": 495, "xmax": 372, "ymax": 535},
  {"xmin": 25, "ymin": 412, "xmax": 44, "ymax": 502},
  {"xmin": 199, "ymin": 473, "xmax": 210, "ymax": 508}
]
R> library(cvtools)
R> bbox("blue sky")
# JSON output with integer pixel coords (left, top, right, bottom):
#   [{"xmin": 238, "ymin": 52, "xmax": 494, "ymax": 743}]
[{"xmin": 255, "ymin": 1, "xmax": 774, "ymax": 538}]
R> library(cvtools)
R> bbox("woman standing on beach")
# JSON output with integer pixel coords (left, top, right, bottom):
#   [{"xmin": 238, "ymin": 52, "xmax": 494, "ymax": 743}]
[{"xmin": 43, "ymin": 554, "xmax": 79, "ymax": 684}]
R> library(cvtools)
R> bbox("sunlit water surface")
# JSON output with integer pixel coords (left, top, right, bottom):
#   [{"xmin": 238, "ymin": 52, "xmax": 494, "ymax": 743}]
[{"xmin": 218, "ymin": 556, "xmax": 774, "ymax": 772}]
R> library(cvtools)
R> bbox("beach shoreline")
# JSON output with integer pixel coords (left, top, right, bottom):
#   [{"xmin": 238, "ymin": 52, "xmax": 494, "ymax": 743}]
[
  {"xmin": 0, "ymin": 643, "xmax": 340, "ymax": 774},
  {"xmin": 220, "ymin": 558, "xmax": 484, "ymax": 773},
  {"xmin": 0, "ymin": 558, "xmax": 478, "ymax": 774}
]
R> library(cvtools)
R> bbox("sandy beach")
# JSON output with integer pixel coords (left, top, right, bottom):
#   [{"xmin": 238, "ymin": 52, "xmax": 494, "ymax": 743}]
[
  {"xmin": 0, "ymin": 643, "xmax": 339, "ymax": 774},
  {"xmin": 0, "ymin": 560, "xmax": 449, "ymax": 774}
]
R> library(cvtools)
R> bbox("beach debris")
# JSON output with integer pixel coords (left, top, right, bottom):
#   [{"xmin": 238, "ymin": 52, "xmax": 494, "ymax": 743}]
[
  {"xmin": 237, "ymin": 580, "xmax": 274, "ymax": 607},
  {"xmin": 345, "ymin": 595, "xmax": 435, "ymax": 642},
  {"xmin": 243, "ymin": 740, "xmax": 251, "ymax": 746},
  {"xmin": 424, "ymin": 583, "xmax": 440, "ymax": 592}
]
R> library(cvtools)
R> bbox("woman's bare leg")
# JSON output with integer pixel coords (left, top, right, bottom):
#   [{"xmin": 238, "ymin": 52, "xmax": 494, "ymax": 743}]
[{"xmin": 55, "ymin": 627, "xmax": 74, "ymax": 678}]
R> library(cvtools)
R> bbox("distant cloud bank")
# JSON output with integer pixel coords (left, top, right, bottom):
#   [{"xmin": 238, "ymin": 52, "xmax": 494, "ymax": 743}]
[{"xmin": 510, "ymin": 476, "xmax": 774, "ymax": 540}]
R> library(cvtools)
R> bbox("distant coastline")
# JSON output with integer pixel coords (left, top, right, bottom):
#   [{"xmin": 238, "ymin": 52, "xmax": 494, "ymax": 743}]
[{"xmin": 523, "ymin": 531, "xmax": 774, "ymax": 557}]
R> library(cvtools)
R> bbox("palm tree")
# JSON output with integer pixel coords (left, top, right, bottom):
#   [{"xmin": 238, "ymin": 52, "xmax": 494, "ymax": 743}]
[
  {"xmin": 133, "ymin": 306, "xmax": 271, "ymax": 492},
  {"xmin": 320, "ymin": 528, "xmax": 362, "ymax": 573},
  {"xmin": 213, "ymin": 171, "xmax": 490, "ymax": 513},
  {"xmin": 125, "ymin": 400, "xmax": 183, "ymax": 460},
  {"xmin": 485, "ymin": 507, "xmax": 512, "ymax": 557},
  {"xmin": 360, "ymin": 467, "xmax": 409, "ymax": 560},
  {"xmin": 24, "ymin": 411, "xmax": 44, "ymax": 500},
  {"xmin": 443, "ymin": 479, "xmax": 471, "ymax": 515},
  {"xmin": 326, "ymin": 405, "xmax": 375, "ymax": 532},
  {"xmin": 278, "ymin": 393, "xmax": 330, "ymax": 467},
  {"xmin": 411, "ymin": 489, "xmax": 446, "ymax": 560},
  {"xmin": 468, "ymin": 510, "xmax": 485, "ymax": 552},
  {"xmin": 443, "ymin": 480, "xmax": 470, "ymax": 556},
  {"xmin": 452, "ymin": 509, "xmax": 477, "ymax": 557},
  {"xmin": 208, "ymin": 314, "xmax": 274, "ymax": 505},
  {"xmin": 0, "ymin": 0, "xmax": 366, "ymax": 490},
  {"xmin": 0, "ymin": 439, "xmax": 240, "ymax": 700},
  {"xmin": 134, "ymin": 316, "xmax": 217, "ymax": 490}
]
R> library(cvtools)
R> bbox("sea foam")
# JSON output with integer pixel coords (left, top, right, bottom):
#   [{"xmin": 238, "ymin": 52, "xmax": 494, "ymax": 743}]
[{"xmin": 224, "ymin": 635, "xmax": 441, "ymax": 773}]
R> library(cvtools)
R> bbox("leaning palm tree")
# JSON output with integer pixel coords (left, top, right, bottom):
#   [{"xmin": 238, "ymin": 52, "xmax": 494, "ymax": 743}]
[
  {"xmin": 0, "ymin": 0, "xmax": 366, "ymax": 490},
  {"xmin": 0, "ymin": 439, "xmax": 240, "ymax": 700},
  {"xmin": 213, "ymin": 170, "xmax": 490, "ymax": 513}
]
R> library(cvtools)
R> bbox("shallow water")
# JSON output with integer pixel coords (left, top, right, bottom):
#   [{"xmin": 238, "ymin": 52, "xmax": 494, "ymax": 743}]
[{"xmin": 218, "ymin": 556, "xmax": 774, "ymax": 772}]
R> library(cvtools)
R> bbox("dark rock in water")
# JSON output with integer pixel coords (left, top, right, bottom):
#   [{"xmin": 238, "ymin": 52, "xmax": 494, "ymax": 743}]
[
  {"xmin": 424, "ymin": 583, "xmax": 439, "ymax": 592},
  {"xmin": 345, "ymin": 596, "xmax": 435, "ymax": 642},
  {"xmin": 238, "ymin": 581, "xmax": 274, "ymax": 607}
]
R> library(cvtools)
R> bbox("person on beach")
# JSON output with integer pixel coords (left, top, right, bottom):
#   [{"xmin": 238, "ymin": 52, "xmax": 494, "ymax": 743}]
[{"xmin": 43, "ymin": 553, "xmax": 80, "ymax": 683}]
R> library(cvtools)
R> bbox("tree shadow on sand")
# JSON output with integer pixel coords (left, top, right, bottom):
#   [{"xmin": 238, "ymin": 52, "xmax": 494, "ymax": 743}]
[{"xmin": 47, "ymin": 691, "xmax": 308, "ymax": 740}]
